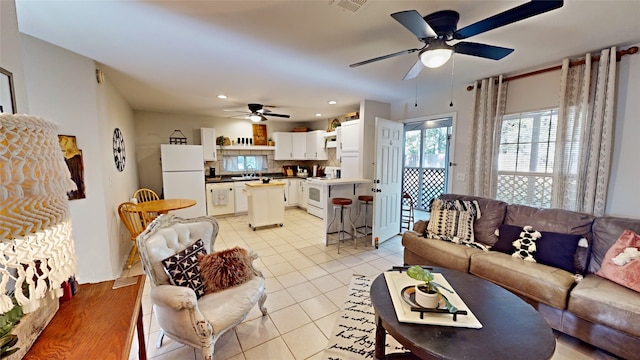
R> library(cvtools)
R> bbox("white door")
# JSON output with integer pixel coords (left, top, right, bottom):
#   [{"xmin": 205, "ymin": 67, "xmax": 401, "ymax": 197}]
[{"xmin": 373, "ymin": 117, "xmax": 403, "ymax": 245}]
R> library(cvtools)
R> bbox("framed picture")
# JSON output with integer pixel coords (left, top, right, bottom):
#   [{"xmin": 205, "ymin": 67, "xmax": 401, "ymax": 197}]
[
  {"xmin": 252, "ymin": 124, "xmax": 267, "ymax": 145},
  {"xmin": 1, "ymin": 67, "xmax": 17, "ymax": 114},
  {"xmin": 58, "ymin": 135, "xmax": 86, "ymax": 200}
]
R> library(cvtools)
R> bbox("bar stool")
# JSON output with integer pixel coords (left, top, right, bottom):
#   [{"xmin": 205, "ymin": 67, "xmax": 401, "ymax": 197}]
[
  {"xmin": 356, "ymin": 195, "xmax": 373, "ymax": 240},
  {"xmin": 326, "ymin": 197, "xmax": 357, "ymax": 254}
]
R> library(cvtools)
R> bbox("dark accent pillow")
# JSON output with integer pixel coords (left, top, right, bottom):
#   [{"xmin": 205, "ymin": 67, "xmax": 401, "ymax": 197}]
[
  {"xmin": 162, "ymin": 239, "xmax": 206, "ymax": 298},
  {"xmin": 492, "ymin": 224, "xmax": 523, "ymax": 254},
  {"xmin": 197, "ymin": 247, "xmax": 255, "ymax": 294},
  {"xmin": 536, "ymin": 231, "xmax": 581, "ymax": 273}
]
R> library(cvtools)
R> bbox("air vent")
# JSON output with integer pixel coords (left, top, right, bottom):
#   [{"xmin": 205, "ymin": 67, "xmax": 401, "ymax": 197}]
[{"xmin": 330, "ymin": 0, "xmax": 368, "ymax": 13}]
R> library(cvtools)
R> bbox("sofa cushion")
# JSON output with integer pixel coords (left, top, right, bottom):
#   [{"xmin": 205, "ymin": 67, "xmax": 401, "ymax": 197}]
[
  {"xmin": 198, "ymin": 247, "xmax": 255, "ymax": 294},
  {"xmin": 594, "ymin": 230, "xmax": 640, "ymax": 292},
  {"xmin": 568, "ymin": 274, "xmax": 640, "ymax": 338},
  {"xmin": 591, "ymin": 216, "xmax": 640, "ymax": 273},
  {"xmin": 505, "ymin": 204, "xmax": 595, "ymax": 274},
  {"xmin": 402, "ymin": 232, "xmax": 484, "ymax": 273},
  {"xmin": 440, "ymin": 194, "xmax": 507, "ymax": 246},
  {"xmin": 426, "ymin": 198, "xmax": 481, "ymax": 246},
  {"xmin": 470, "ymin": 252, "xmax": 576, "ymax": 309},
  {"xmin": 162, "ymin": 239, "xmax": 207, "ymax": 298}
]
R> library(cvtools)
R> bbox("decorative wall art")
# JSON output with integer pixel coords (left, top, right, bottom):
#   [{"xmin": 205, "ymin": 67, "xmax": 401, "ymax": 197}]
[
  {"xmin": 252, "ymin": 124, "xmax": 267, "ymax": 145},
  {"xmin": 58, "ymin": 135, "xmax": 86, "ymax": 200},
  {"xmin": 112, "ymin": 128, "xmax": 126, "ymax": 171},
  {"xmin": 1, "ymin": 67, "xmax": 17, "ymax": 114}
]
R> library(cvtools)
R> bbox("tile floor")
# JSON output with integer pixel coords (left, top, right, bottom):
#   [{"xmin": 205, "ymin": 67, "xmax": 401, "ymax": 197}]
[{"xmin": 123, "ymin": 208, "xmax": 619, "ymax": 360}]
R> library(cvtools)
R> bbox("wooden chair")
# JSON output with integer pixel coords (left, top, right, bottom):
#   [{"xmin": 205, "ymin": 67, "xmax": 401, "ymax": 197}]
[
  {"xmin": 401, "ymin": 192, "xmax": 415, "ymax": 231},
  {"xmin": 118, "ymin": 202, "xmax": 152, "ymax": 268},
  {"xmin": 133, "ymin": 188, "xmax": 160, "ymax": 220},
  {"xmin": 133, "ymin": 188, "xmax": 159, "ymax": 203}
]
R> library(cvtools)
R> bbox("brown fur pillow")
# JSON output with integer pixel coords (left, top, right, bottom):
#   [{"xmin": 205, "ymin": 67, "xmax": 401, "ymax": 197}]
[{"xmin": 197, "ymin": 247, "xmax": 254, "ymax": 294}]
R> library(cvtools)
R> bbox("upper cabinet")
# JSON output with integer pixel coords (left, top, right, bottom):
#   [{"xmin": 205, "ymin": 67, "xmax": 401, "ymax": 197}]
[
  {"xmin": 306, "ymin": 130, "xmax": 328, "ymax": 160},
  {"xmin": 274, "ymin": 131, "xmax": 323, "ymax": 160},
  {"xmin": 200, "ymin": 127, "xmax": 217, "ymax": 161},
  {"xmin": 339, "ymin": 120, "xmax": 360, "ymax": 153}
]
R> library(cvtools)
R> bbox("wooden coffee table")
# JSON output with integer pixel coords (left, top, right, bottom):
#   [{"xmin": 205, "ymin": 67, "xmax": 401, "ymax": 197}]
[{"xmin": 370, "ymin": 267, "xmax": 556, "ymax": 360}]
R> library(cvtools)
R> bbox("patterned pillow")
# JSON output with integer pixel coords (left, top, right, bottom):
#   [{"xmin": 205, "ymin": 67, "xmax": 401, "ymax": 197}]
[
  {"xmin": 162, "ymin": 239, "xmax": 207, "ymax": 298},
  {"xmin": 511, "ymin": 226, "xmax": 541, "ymax": 263},
  {"xmin": 426, "ymin": 198, "xmax": 482, "ymax": 247},
  {"xmin": 197, "ymin": 247, "xmax": 255, "ymax": 294}
]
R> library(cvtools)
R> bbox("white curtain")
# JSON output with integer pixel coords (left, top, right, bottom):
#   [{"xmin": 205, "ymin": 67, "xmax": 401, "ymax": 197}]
[
  {"xmin": 552, "ymin": 47, "xmax": 617, "ymax": 216},
  {"xmin": 468, "ymin": 76, "xmax": 508, "ymax": 198}
]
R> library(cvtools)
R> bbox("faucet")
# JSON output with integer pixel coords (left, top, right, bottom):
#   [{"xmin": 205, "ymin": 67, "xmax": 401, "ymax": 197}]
[{"xmin": 245, "ymin": 164, "xmax": 254, "ymax": 178}]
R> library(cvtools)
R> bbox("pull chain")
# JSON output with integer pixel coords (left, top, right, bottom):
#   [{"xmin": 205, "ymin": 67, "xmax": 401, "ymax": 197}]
[
  {"xmin": 414, "ymin": 76, "xmax": 418, "ymax": 107},
  {"xmin": 449, "ymin": 55, "xmax": 455, "ymax": 107}
]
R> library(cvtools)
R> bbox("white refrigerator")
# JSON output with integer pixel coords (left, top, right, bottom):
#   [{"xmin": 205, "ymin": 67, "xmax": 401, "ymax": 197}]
[{"xmin": 161, "ymin": 144, "xmax": 206, "ymax": 218}]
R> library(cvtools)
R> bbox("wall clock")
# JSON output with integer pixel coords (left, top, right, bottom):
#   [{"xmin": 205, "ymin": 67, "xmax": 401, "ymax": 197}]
[{"xmin": 112, "ymin": 128, "xmax": 126, "ymax": 172}]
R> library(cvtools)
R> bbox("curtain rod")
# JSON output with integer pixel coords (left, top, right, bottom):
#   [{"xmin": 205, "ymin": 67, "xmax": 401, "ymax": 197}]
[{"xmin": 466, "ymin": 46, "xmax": 638, "ymax": 91}]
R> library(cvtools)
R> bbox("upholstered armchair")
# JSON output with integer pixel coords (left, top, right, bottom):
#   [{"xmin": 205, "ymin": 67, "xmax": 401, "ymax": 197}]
[{"xmin": 137, "ymin": 215, "xmax": 267, "ymax": 360}]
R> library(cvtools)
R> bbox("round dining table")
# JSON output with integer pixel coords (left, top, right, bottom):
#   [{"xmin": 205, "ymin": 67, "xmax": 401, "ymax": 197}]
[{"xmin": 135, "ymin": 198, "xmax": 196, "ymax": 215}]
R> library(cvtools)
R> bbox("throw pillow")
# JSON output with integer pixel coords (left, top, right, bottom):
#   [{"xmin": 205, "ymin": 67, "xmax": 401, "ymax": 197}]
[
  {"xmin": 492, "ymin": 224, "xmax": 523, "ymax": 254},
  {"xmin": 536, "ymin": 231, "xmax": 581, "ymax": 273},
  {"xmin": 162, "ymin": 239, "xmax": 207, "ymax": 298},
  {"xmin": 511, "ymin": 226, "xmax": 541, "ymax": 263},
  {"xmin": 595, "ymin": 230, "xmax": 640, "ymax": 293},
  {"xmin": 426, "ymin": 198, "xmax": 481, "ymax": 244},
  {"xmin": 197, "ymin": 247, "xmax": 255, "ymax": 294}
]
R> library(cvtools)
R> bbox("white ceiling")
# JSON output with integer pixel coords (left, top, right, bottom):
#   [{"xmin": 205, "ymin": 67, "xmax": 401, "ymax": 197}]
[{"xmin": 15, "ymin": 0, "xmax": 640, "ymax": 123}]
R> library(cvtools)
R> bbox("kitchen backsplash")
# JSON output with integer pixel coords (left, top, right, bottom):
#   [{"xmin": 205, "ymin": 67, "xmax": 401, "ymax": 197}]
[{"xmin": 206, "ymin": 147, "xmax": 340, "ymax": 176}]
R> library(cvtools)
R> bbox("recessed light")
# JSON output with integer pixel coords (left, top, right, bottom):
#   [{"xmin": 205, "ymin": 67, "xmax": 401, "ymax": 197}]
[
  {"xmin": 328, "ymin": 100, "xmax": 337, "ymax": 105},
  {"xmin": 315, "ymin": 113, "xmax": 322, "ymax": 117},
  {"xmin": 217, "ymin": 94, "xmax": 227, "ymax": 99}
]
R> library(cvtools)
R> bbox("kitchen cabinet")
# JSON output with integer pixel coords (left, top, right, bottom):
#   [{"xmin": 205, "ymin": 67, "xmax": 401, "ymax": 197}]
[
  {"xmin": 274, "ymin": 132, "xmax": 306, "ymax": 160},
  {"xmin": 206, "ymin": 183, "xmax": 235, "ymax": 216},
  {"xmin": 234, "ymin": 181, "xmax": 248, "ymax": 213},
  {"xmin": 338, "ymin": 119, "xmax": 361, "ymax": 178},
  {"xmin": 286, "ymin": 178, "xmax": 300, "ymax": 206},
  {"xmin": 336, "ymin": 127, "xmax": 342, "ymax": 161},
  {"xmin": 300, "ymin": 180, "xmax": 308, "ymax": 209},
  {"xmin": 200, "ymin": 128, "xmax": 217, "ymax": 161},
  {"xmin": 306, "ymin": 130, "xmax": 328, "ymax": 160},
  {"xmin": 246, "ymin": 181, "xmax": 285, "ymax": 230}
]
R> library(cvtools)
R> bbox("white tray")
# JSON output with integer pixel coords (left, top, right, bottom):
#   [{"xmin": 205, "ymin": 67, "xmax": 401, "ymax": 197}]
[{"xmin": 383, "ymin": 271, "xmax": 482, "ymax": 329}]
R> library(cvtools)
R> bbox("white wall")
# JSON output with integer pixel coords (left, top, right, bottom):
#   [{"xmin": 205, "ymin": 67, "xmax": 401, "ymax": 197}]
[
  {"xmin": 391, "ymin": 47, "xmax": 640, "ymax": 219},
  {"xmin": 20, "ymin": 34, "xmax": 138, "ymax": 282}
]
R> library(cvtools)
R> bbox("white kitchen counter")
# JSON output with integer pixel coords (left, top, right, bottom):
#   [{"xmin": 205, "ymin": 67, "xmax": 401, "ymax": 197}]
[{"xmin": 305, "ymin": 178, "xmax": 372, "ymax": 186}]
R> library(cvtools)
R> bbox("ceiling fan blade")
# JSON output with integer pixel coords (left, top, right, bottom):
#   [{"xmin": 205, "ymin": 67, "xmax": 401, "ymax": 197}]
[
  {"xmin": 402, "ymin": 59, "xmax": 424, "ymax": 80},
  {"xmin": 391, "ymin": 10, "xmax": 437, "ymax": 39},
  {"xmin": 454, "ymin": 42, "xmax": 514, "ymax": 60},
  {"xmin": 350, "ymin": 48, "xmax": 420, "ymax": 68},
  {"xmin": 454, "ymin": 0, "xmax": 563, "ymax": 40},
  {"xmin": 263, "ymin": 113, "xmax": 290, "ymax": 118}
]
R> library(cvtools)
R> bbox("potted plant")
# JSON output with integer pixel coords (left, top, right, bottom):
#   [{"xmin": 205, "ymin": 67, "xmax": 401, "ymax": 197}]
[
  {"xmin": 267, "ymin": 137, "xmax": 274, "ymax": 146},
  {"xmin": 406, "ymin": 265, "xmax": 457, "ymax": 312}
]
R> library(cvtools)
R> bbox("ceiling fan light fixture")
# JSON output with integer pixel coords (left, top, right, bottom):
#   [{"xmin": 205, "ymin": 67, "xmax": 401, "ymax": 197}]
[
  {"xmin": 249, "ymin": 114, "xmax": 262, "ymax": 122},
  {"xmin": 420, "ymin": 48, "xmax": 453, "ymax": 68}
]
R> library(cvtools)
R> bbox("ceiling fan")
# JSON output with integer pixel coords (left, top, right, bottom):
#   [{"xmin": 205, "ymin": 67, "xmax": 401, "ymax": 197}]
[
  {"xmin": 350, "ymin": 0, "xmax": 564, "ymax": 80},
  {"xmin": 237, "ymin": 103, "xmax": 291, "ymax": 122}
]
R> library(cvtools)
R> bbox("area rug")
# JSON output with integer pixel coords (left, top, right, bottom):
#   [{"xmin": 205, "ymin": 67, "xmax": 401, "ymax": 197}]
[{"xmin": 322, "ymin": 276, "xmax": 406, "ymax": 360}]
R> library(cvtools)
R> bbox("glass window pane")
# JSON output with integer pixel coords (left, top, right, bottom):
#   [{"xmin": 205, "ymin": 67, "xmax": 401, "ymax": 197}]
[{"xmin": 404, "ymin": 130, "xmax": 421, "ymax": 167}]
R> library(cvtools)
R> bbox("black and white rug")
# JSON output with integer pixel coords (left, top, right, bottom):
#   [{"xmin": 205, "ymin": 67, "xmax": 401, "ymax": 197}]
[{"xmin": 322, "ymin": 276, "xmax": 406, "ymax": 360}]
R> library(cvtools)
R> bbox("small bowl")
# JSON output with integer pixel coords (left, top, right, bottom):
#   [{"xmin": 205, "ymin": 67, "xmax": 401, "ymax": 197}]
[{"xmin": 262, "ymin": 178, "xmax": 271, "ymax": 184}]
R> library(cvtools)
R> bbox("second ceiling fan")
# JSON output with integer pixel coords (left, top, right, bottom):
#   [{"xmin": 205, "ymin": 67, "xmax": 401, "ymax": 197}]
[{"xmin": 350, "ymin": 0, "xmax": 564, "ymax": 80}]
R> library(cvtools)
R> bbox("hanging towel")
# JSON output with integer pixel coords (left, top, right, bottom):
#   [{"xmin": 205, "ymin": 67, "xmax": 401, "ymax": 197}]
[{"xmin": 213, "ymin": 189, "xmax": 228, "ymax": 206}]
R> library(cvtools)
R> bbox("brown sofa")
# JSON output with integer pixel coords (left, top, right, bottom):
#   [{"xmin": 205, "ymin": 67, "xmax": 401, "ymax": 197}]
[{"xmin": 402, "ymin": 194, "xmax": 640, "ymax": 359}]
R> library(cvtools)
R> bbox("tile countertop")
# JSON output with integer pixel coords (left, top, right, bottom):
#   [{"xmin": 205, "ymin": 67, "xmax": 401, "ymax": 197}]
[
  {"xmin": 305, "ymin": 178, "xmax": 372, "ymax": 186},
  {"xmin": 205, "ymin": 174, "xmax": 305, "ymax": 183},
  {"xmin": 245, "ymin": 181, "xmax": 286, "ymax": 187}
]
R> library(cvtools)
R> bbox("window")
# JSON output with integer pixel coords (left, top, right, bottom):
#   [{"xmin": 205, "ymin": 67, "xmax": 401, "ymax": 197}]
[
  {"xmin": 223, "ymin": 155, "xmax": 268, "ymax": 173},
  {"xmin": 496, "ymin": 109, "xmax": 558, "ymax": 208}
]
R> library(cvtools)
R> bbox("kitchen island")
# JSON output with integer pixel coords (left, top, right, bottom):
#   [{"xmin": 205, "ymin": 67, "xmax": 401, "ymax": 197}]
[
  {"xmin": 245, "ymin": 180, "xmax": 286, "ymax": 230},
  {"xmin": 305, "ymin": 178, "xmax": 373, "ymax": 246}
]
